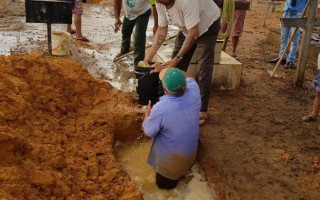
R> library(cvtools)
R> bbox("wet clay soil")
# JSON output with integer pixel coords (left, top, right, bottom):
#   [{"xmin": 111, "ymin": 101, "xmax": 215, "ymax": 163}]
[
  {"xmin": 1, "ymin": 0, "xmax": 320, "ymax": 200},
  {"xmin": 0, "ymin": 53, "xmax": 143, "ymax": 199},
  {"xmin": 198, "ymin": 1, "xmax": 320, "ymax": 200}
]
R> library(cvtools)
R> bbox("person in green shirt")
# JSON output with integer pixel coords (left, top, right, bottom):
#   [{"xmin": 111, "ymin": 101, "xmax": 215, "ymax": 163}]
[{"xmin": 113, "ymin": 0, "xmax": 158, "ymax": 66}]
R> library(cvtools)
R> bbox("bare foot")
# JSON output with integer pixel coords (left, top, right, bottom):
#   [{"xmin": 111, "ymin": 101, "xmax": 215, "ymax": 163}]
[
  {"xmin": 67, "ymin": 29, "xmax": 76, "ymax": 34},
  {"xmin": 302, "ymin": 115, "xmax": 317, "ymax": 122},
  {"xmin": 76, "ymin": 37, "xmax": 90, "ymax": 42}
]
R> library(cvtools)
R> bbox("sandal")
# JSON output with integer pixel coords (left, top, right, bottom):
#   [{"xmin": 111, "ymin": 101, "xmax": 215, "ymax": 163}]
[
  {"xmin": 67, "ymin": 30, "xmax": 76, "ymax": 34},
  {"xmin": 76, "ymin": 37, "xmax": 90, "ymax": 42},
  {"xmin": 302, "ymin": 116, "xmax": 317, "ymax": 122}
]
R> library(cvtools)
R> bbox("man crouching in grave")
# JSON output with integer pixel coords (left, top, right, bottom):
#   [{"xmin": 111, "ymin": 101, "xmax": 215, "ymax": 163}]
[{"xmin": 142, "ymin": 66, "xmax": 201, "ymax": 189}]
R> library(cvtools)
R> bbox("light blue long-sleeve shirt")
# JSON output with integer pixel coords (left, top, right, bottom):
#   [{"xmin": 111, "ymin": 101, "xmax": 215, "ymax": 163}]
[{"xmin": 143, "ymin": 78, "xmax": 201, "ymax": 180}]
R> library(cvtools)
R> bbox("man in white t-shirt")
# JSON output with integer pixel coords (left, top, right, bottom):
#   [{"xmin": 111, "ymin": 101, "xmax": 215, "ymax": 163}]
[
  {"xmin": 143, "ymin": 0, "xmax": 220, "ymax": 126},
  {"xmin": 114, "ymin": 0, "xmax": 158, "ymax": 66}
]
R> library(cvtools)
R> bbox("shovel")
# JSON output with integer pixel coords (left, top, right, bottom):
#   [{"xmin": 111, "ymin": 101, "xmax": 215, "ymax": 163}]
[{"xmin": 113, "ymin": 35, "xmax": 177, "ymax": 63}]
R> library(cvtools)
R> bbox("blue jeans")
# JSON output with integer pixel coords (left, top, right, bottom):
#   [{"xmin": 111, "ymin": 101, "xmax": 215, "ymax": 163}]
[{"xmin": 279, "ymin": 11, "xmax": 302, "ymax": 62}]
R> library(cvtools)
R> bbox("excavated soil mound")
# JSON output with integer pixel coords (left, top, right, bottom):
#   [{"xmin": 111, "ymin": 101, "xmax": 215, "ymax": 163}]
[{"xmin": 0, "ymin": 53, "xmax": 143, "ymax": 200}]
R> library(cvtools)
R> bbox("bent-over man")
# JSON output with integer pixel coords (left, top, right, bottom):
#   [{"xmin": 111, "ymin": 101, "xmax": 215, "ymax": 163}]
[{"xmin": 143, "ymin": 0, "xmax": 220, "ymax": 126}]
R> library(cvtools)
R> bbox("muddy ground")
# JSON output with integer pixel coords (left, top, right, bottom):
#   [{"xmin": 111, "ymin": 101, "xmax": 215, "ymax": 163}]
[
  {"xmin": 198, "ymin": 2, "xmax": 320, "ymax": 200},
  {"xmin": 1, "ymin": 0, "xmax": 320, "ymax": 200},
  {"xmin": 0, "ymin": 53, "xmax": 144, "ymax": 200}
]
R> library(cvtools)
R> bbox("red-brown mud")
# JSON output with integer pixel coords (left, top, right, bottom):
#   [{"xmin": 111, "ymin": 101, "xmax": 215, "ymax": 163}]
[{"xmin": 0, "ymin": 53, "xmax": 143, "ymax": 200}]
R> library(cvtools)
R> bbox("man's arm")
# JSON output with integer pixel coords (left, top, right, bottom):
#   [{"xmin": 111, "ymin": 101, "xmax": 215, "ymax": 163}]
[
  {"xmin": 142, "ymin": 100, "xmax": 152, "ymax": 137},
  {"xmin": 114, "ymin": 0, "xmax": 122, "ymax": 32},
  {"xmin": 144, "ymin": 25, "xmax": 168, "ymax": 63},
  {"xmin": 165, "ymin": 25, "xmax": 199, "ymax": 67},
  {"xmin": 151, "ymin": 5, "xmax": 158, "ymax": 35}
]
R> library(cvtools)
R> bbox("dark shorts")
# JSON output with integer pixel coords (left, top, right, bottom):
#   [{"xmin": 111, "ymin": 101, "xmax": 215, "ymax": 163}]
[{"xmin": 156, "ymin": 173, "xmax": 178, "ymax": 190}]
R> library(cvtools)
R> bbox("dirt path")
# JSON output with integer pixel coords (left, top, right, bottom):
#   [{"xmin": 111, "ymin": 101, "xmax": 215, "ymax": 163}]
[{"xmin": 199, "ymin": 1, "xmax": 320, "ymax": 199}]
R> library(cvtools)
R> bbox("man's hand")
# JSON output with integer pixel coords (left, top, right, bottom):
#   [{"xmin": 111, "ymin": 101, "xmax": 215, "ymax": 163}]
[
  {"xmin": 144, "ymin": 100, "xmax": 152, "ymax": 119},
  {"xmin": 114, "ymin": 18, "xmax": 122, "ymax": 32},
  {"xmin": 114, "ymin": 0, "xmax": 122, "ymax": 32},
  {"xmin": 164, "ymin": 58, "xmax": 179, "ymax": 68},
  {"xmin": 142, "ymin": 100, "xmax": 152, "ymax": 139},
  {"xmin": 143, "ymin": 57, "xmax": 151, "ymax": 64},
  {"xmin": 150, "ymin": 62, "xmax": 166, "ymax": 73}
]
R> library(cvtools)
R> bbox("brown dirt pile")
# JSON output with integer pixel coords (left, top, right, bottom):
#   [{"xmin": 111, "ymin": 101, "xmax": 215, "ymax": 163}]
[{"xmin": 0, "ymin": 53, "xmax": 143, "ymax": 200}]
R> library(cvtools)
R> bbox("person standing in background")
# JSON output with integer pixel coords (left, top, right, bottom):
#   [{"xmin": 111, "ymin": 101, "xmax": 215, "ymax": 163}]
[
  {"xmin": 302, "ymin": 54, "xmax": 320, "ymax": 122},
  {"xmin": 66, "ymin": 0, "xmax": 90, "ymax": 42},
  {"xmin": 220, "ymin": 0, "xmax": 247, "ymax": 59},
  {"xmin": 269, "ymin": 0, "xmax": 307, "ymax": 69},
  {"xmin": 113, "ymin": 0, "xmax": 158, "ymax": 66}
]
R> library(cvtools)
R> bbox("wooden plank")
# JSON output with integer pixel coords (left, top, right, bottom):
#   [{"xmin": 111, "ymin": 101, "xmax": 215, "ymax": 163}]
[
  {"xmin": 257, "ymin": 1, "xmax": 281, "ymax": 5},
  {"xmin": 281, "ymin": 18, "xmax": 320, "ymax": 27},
  {"xmin": 313, "ymin": 18, "xmax": 320, "ymax": 26},
  {"xmin": 259, "ymin": 0, "xmax": 282, "ymax": 26},
  {"xmin": 263, "ymin": 2, "xmax": 271, "ymax": 26},
  {"xmin": 234, "ymin": 1, "xmax": 251, "ymax": 10},
  {"xmin": 295, "ymin": 0, "xmax": 318, "ymax": 86},
  {"xmin": 214, "ymin": 0, "xmax": 251, "ymax": 10}
]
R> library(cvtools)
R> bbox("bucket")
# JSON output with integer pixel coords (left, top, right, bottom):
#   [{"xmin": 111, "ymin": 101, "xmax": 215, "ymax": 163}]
[
  {"xmin": 51, "ymin": 31, "xmax": 71, "ymax": 56},
  {"xmin": 135, "ymin": 66, "xmax": 160, "ymax": 106}
]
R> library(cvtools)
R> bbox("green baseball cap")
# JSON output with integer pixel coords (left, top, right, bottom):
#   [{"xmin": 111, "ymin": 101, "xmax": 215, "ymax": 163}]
[{"xmin": 159, "ymin": 68, "xmax": 186, "ymax": 92}]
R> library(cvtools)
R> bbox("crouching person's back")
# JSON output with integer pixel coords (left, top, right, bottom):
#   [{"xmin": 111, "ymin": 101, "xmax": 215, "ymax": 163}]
[{"xmin": 143, "ymin": 68, "xmax": 201, "ymax": 189}]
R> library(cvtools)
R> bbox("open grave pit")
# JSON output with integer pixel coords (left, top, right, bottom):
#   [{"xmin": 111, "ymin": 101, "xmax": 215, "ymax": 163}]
[{"xmin": 0, "ymin": 52, "xmax": 144, "ymax": 200}]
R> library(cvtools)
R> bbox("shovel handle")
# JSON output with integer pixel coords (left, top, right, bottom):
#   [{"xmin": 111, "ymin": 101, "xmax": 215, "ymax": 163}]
[{"xmin": 113, "ymin": 35, "xmax": 177, "ymax": 63}]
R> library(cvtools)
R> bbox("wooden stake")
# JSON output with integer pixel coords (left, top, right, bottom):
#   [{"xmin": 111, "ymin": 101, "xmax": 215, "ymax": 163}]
[{"xmin": 295, "ymin": 0, "xmax": 318, "ymax": 86}]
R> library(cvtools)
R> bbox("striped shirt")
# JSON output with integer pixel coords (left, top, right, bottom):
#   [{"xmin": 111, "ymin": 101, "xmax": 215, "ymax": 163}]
[{"xmin": 156, "ymin": 0, "xmax": 220, "ymax": 36}]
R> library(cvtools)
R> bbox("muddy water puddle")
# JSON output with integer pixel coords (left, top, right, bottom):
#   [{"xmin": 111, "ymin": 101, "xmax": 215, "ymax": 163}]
[
  {"xmin": 1, "ymin": 1, "xmax": 179, "ymax": 93},
  {"xmin": 115, "ymin": 141, "xmax": 215, "ymax": 200}
]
